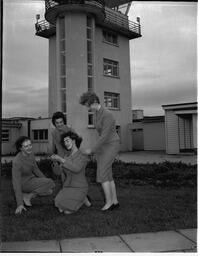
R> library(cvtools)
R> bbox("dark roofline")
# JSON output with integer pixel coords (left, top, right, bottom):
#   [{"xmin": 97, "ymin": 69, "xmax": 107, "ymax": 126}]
[
  {"xmin": 162, "ymin": 102, "xmax": 197, "ymax": 108},
  {"xmin": 143, "ymin": 116, "xmax": 165, "ymax": 123}
]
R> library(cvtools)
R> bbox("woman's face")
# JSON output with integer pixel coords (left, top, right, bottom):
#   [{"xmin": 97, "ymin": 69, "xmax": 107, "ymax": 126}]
[
  {"xmin": 63, "ymin": 136, "xmax": 74, "ymax": 150},
  {"xmin": 55, "ymin": 118, "xmax": 64, "ymax": 131},
  {"xmin": 85, "ymin": 102, "xmax": 97, "ymax": 111},
  {"xmin": 21, "ymin": 139, "xmax": 32, "ymax": 155}
]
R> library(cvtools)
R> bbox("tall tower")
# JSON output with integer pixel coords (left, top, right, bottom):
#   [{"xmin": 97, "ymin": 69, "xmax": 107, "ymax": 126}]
[{"xmin": 35, "ymin": 0, "xmax": 141, "ymax": 151}]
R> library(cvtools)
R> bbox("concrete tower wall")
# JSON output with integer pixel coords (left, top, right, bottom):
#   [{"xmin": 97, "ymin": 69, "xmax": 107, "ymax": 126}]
[
  {"xmin": 94, "ymin": 29, "xmax": 132, "ymax": 151},
  {"xmin": 49, "ymin": 35, "xmax": 57, "ymax": 117},
  {"xmin": 47, "ymin": 10, "xmax": 133, "ymax": 151}
]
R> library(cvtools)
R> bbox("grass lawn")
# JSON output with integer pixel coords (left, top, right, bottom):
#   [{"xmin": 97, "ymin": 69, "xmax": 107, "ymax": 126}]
[{"xmin": 1, "ymin": 161, "xmax": 197, "ymax": 242}]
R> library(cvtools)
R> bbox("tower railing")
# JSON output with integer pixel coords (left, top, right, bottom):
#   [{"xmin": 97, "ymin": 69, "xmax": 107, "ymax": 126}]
[
  {"xmin": 104, "ymin": 8, "xmax": 141, "ymax": 35},
  {"xmin": 36, "ymin": 0, "xmax": 141, "ymax": 38},
  {"xmin": 45, "ymin": 0, "xmax": 105, "ymax": 12}
]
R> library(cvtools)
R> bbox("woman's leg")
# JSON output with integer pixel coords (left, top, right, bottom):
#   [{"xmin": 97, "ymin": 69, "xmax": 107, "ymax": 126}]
[
  {"xmin": 84, "ymin": 196, "xmax": 92, "ymax": 207},
  {"xmin": 22, "ymin": 192, "xmax": 36, "ymax": 206},
  {"xmin": 101, "ymin": 181, "xmax": 113, "ymax": 210},
  {"xmin": 110, "ymin": 180, "xmax": 119, "ymax": 205}
]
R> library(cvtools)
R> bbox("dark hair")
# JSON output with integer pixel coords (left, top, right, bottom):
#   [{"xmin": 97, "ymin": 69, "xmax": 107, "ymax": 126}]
[
  {"xmin": 60, "ymin": 131, "xmax": 82, "ymax": 150},
  {"xmin": 52, "ymin": 111, "xmax": 66, "ymax": 126},
  {"xmin": 15, "ymin": 136, "xmax": 31, "ymax": 152},
  {"xmin": 79, "ymin": 91, "xmax": 100, "ymax": 106}
]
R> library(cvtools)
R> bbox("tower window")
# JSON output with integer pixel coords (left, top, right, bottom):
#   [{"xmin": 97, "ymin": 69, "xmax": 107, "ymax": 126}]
[
  {"xmin": 87, "ymin": 16, "xmax": 94, "ymax": 92},
  {"xmin": 103, "ymin": 58, "xmax": 119, "ymax": 77},
  {"xmin": 103, "ymin": 30, "xmax": 118, "ymax": 46},
  {"xmin": 104, "ymin": 92, "xmax": 120, "ymax": 110},
  {"xmin": 88, "ymin": 111, "xmax": 94, "ymax": 128},
  {"xmin": 116, "ymin": 125, "xmax": 121, "ymax": 139}
]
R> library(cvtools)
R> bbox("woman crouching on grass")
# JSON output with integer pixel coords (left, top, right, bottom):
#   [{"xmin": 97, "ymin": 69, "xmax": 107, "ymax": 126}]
[
  {"xmin": 51, "ymin": 131, "xmax": 91, "ymax": 214},
  {"xmin": 12, "ymin": 136, "xmax": 55, "ymax": 214}
]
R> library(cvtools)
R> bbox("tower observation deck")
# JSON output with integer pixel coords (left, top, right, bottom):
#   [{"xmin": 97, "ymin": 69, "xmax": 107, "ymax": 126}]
[{"xmin": 35, "ymin": 0, "xmax": 141, "ymax": 39}]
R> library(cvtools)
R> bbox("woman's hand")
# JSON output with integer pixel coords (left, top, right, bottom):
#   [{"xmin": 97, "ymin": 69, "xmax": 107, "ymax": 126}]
[
  {"xmin": 15, "ymin": 205, "xmax": 27, "ymax": 214},
  {"xmin": 50, "ymin": 154, "xmax": 65, "ymax": 164}
]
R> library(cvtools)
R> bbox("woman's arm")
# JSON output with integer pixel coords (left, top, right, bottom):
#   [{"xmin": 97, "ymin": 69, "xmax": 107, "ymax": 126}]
[
  {"xmin": 12, "ymin": 161, "xmax": 23, "ymax": 207},
  {"xmin": 91, "ymin": 114, "xmax": 115, "ymax": 153},
  {"xmin": 51, "ymin": 154, "xmax": 88, "ymax": 173},
  {"xmin": 32, "ymin": 156, "xmax": 45, "ymax": 178}
]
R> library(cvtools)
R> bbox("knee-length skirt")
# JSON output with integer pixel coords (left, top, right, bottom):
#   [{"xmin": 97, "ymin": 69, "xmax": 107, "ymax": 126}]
[
  {"xmin": 54, "ymin": 186, "xmax": 88, "ymax": 212},
  {"xmin": 96, "ymin": 140, "xmax": 120, "ymax": 183}
]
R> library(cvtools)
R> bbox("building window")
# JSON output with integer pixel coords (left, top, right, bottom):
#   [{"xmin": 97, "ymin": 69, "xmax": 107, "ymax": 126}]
[
  {"xmin": 116, "ymin": 125, "xmax": 121, "ymax": 139},
  {"xmin": 103, "ymin": 58, "xmax": 119, "ymax": 77},
  {"xmin": 87, "ymin": 16, "xmax": 94, "ymax": 92},
  {"xmin": 59, "ymin": 17, "xmax": 66, "ymax": 114},
  {"xmin": 103, "ymin": 30, "xmax": 118, "ymax": 46},
  {"xmin": 104, "ymin": 92, "xmax": 120, "ymax": 109},
  {"xmin": 2, "ymin": 129, "xmax": 9, "ymax": 142},
  {"xmin": 88, "ymin": 111, "xmax": 94, "ymax": 128},
  {"xmin": 33, "ymin": 129, "xmax": 48, "ymax": 141}
]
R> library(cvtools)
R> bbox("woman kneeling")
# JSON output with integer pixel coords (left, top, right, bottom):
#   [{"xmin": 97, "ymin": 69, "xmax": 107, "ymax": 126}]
[
  {"xmin": 12, "ymin": 136, "xmax": 55, "ymax": 214},
  {"xmin": 51, "ymin": 131, "xmax": 91, "ymax": 214}
]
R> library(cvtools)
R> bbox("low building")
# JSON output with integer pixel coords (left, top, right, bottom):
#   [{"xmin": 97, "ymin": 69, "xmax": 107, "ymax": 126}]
[
  {"xmin": 132, "ymin": 112, "xmax": 165, "ymax": 151},
  {"xmin": 1, "ymin": 117, "xmax": 53, "ymax": 155},
  {"xmin": 162, "ymin": 102, "xmax": 197, "ymax": 154}
]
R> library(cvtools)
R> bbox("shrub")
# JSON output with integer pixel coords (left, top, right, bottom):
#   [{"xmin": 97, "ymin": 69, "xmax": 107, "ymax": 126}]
[{"xmin": 1, "ymin": 159, "xmax": 197, "ymax": 188}]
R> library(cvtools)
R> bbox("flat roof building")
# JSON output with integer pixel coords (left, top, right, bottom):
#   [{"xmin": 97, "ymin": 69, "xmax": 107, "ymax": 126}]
[{"xmin": 162, "ymin": 102, "xmax": 197, "ymax": 154}]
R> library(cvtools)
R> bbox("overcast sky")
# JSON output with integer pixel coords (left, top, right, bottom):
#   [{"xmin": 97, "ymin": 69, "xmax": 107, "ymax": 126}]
[{"xmin": 2, "ymin": 1, "xmax": 197, "ymax": 118}]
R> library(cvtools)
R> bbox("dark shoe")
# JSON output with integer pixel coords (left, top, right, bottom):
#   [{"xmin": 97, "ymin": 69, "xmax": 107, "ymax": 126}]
[
  {"xmin": 87, "ymin": 195, "xmax": 92, "ymax": 204},
  {"xmin": 110, "ymin": 203, "xmax": 120, "ymax": 211},
  {"xmin": 101, "ymin": 204, "xmax": 114, "ymax": 212},
  {"xmin": 85, "ymin": 195, "xmax": 92, "ymax": 207}
]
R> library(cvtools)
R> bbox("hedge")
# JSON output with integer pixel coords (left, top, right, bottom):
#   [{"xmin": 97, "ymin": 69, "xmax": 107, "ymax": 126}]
[{"xmin": 1, "ymin": 158, "xmax": 197, "ymax": 188}]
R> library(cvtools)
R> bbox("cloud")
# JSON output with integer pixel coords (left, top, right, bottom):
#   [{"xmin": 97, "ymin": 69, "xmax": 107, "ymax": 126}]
[
  {"xmin": 2, "ymin": 1, "xmax": 197, "ymax": 118},
  {"xmin": 129, "ymin": 2, "xmax": 197, "ymax": 115}
]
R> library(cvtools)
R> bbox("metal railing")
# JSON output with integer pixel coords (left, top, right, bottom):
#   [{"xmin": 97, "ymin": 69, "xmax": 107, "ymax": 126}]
[
  {"xmin": 36, "ymin": 1, "xmax": 141, "ymax": 37},
  {"xmin": 45, "ymin": 0, "xmax": 105, "ymax": 12},
  {"xmin": 104, "ymin": 8, "xmax": 141, "ymax": 34}
]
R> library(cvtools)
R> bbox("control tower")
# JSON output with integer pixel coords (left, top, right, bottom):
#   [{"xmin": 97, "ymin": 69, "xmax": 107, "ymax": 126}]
[{"xmin": 35, "ymin": 0, "xmax": 141, "ymax": 151}]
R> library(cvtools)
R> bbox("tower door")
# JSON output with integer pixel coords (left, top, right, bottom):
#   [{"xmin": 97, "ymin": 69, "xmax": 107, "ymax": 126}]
[{"xmin": 178, "ymin": 114, "xmax": 193, "ymax": 152}]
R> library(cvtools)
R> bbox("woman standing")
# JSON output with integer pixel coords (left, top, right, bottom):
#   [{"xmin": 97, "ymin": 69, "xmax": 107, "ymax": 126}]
[
  {"xmin": 79, "ymin": 91, "xmax": 120, "ymax": 211},
  {"xmin": 51, "ymin": 131, "xmax": 91, "ymax": 214},
  {"xmin": 51, "ymin": 111, "xmax": 75, "ymax": 158},
  {"xmin": 51, "ymin": 111, "xmax": 75, "ymax": 181},
  {"xmin": 12, "ymin": 136, "xmax": 55, "ymax": 214}
]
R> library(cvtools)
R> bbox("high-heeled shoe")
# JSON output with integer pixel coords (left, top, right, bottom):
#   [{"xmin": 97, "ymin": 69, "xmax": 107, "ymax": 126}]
[
  {"xmin": 101, "ymin": 204, "xmax": 114, "ymax": 212},
  {"xmin": 110, "ymin": 203, "xmax": 120, "ymax": 210}
]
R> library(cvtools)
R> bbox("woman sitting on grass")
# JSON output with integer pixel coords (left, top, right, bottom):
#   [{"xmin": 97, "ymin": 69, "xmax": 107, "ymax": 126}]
[
  {"xmin": 12, "ymin": 136, "xmax": 55, "ymax": 214},
  {"xmin": 51, "ymin": 131, "xmax": 91, "ymax": 214}
]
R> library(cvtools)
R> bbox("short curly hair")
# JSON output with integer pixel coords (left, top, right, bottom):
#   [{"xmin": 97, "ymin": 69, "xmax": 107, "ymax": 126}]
[
  {"xmin": 15, "ymin": 136, "xmax": 31, "ymax": 152},
  {"xmin": 60, "ymin": 131, "xmax": 82, "ymax": 150},
  {"xmin": 79, "ymin": 91, "xmax": 100, "ymax": 106},
  {"xmin": 52, "ymin": 111, "xmax": 66, "ymax": 126}
]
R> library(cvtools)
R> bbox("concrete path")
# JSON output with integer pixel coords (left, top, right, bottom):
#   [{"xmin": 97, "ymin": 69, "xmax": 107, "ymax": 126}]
[
  {"xmin": 118, "ymin": 151, "xmax": 197, "ymax": 165},
  {"xmin": 1, "ymin": 228, "xmax": 197, "ymax": 253}
]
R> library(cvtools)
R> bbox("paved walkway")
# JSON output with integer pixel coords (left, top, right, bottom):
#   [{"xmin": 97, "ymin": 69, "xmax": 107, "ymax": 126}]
[
  {"xmin": 118, "ymin": 151, "xmax": 197, "ymax": 165},
  {"xmin": 1, "ymin": 228, "xmax": 197, "ymax": 252}
]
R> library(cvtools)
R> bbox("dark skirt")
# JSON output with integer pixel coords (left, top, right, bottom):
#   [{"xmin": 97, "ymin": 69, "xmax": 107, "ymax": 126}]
[{"xmin": 54, "ymin": 186, "xmax": 88, "ymax": 212}]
